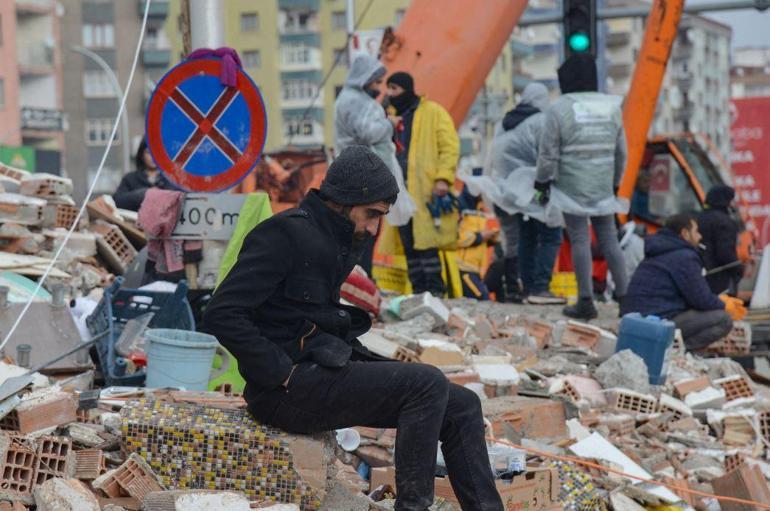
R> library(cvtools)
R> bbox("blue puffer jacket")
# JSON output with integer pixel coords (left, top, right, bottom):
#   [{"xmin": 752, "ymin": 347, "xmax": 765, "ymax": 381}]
[{"xmin": 621, "ymin": 229, "xmax": 725, "ymax": 319}]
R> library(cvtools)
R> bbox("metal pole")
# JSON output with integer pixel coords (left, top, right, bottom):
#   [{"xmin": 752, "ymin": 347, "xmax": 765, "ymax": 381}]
[
  {"xmin": 70, "ymin": 45, "xmax": 131, "ymax": 176},
  {"xmin": 346, "ymin": 0, "xmax": 356, "ymax": 59},
  {"xmin": 519, "ymin": 0, "xmax": 762, "ymax": 25},
  {"xmin": 189, "ymin": 0, "xmax": 225, "ymax": 49}
]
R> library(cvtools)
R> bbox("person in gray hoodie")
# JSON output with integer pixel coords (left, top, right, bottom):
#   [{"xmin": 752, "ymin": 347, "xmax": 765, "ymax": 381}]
[
  {"xmin": 536, "ymin": 54, "xmax": 629, "ymax": 320},
  {"xmin": 334, "ymin": 54, "xmax": 414, "ymax": 273}
]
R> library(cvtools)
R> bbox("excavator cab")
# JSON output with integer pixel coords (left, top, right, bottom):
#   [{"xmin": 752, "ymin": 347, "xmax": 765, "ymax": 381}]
[{"xmin": 630, "ymin": 134, "xmax": 732, "ymax": 230}]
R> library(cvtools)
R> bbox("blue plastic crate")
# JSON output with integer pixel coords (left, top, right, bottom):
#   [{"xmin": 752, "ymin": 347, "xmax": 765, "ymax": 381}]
[{"xmin": 86, "ymin": 277, "xmax": 195, "ymax": 386}]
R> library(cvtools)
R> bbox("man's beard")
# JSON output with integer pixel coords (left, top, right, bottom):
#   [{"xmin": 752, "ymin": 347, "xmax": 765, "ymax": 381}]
[{"xmin": 351, "ymin": 232, "xmax": 373, "ymax": 252}]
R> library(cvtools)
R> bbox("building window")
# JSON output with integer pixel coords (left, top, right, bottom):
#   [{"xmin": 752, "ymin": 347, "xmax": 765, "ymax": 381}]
[
  {"xmin": 333, "ymin": 48, "xmax": 348, "ymax": 66},
  {"xmin": 83, "ymin": 70, "xmax": 116, "ymax": 98},
  {"xmin": 395, "ymin": 9, "xmax": 406, "ymax": 25},
  {"xmin": 82, "ymin": 24, "xmax": 115, "ymax": 49},
  {"xmin": 0, "ymin": 78, "xmax": 4, "ymax": 109},
  {"xmin": 283, "ymin": 44, "xmax": 311, "ymax": 65},
  {"xmin": 85, "ymin": 119, "xmax": 120, "ymax": 146},
  {"xmin": 331, "ymin": 11, "xmax": 346, "ymax": 31},
  {"xmin": 282, "ymin": 79, "xmax": 317, "ymax": 101},
  {"xmin": 284, "ymin": 117, "xmax": 314, "ymax": 137},
  {"xmin": 282, "ymin": 11, "xmax": 316, "ymax": 33},
  {"xmin": 241, "ymin": 12, "xmax": 259, "ymax": 32},
  {"xmin": 243, "ymin": 50, "xmax": 261, "ymax": 68}
]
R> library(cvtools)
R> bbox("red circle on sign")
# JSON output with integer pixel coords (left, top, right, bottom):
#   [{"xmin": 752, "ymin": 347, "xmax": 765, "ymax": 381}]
[{"xmin": 145, "ymin": 58, "xmax": 267, "ymax": 192}]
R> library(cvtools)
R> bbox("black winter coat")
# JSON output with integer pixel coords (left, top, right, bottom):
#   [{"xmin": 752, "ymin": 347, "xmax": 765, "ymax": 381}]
[
  {"xmin": 621, "ymin": 229, "xmax": 725, "ymax": 319},
  {"xmin": 202, "ymin": 190, "xmax": 382, "ymax": 401},
  {"xmin": 698, "ymin": 207, "xmax": 742, "ymax": 294},
  {"xmin": 113, "ymin": 170, "xmax": 171, "ymax": 211}
]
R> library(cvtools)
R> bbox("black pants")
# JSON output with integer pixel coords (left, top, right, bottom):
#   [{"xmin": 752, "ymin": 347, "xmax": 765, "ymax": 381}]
[
  {"xmin": 673, "ymin": 309, "xmax": 734, "ymax": 351},
  {"xmin": 461, "ymin": 271, "xmax": 490, "ymax": 300},
  {"xmin": 249, "ymin": 361, "xmax": 504, "ymax": 511},
  {"xmin": 398, "ymin": 221, "xmax": 445, "ymax": 296}
]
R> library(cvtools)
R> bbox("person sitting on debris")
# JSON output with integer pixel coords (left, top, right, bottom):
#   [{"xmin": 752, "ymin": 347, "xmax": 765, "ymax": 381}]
[
  {"xmin": 698, "ymin": 185, "xmax": 743, "ymax": 295},
  {"xmin": 536, "ymin": 53, "xmax": 629, "ymax": 320},
  {"xmin": 456, "ymin": 185, "xmax": 498, "ymax": 301},
  {"xmin": 113, "ymin": 138, "xmax": 171, "ymax": 211},
  {"xmin": 203, "ymin": 145, "xmax": 505, "ymax": 511},
  {"xmin": 621, "ymin": 213, "xmax": 733, "ymax": 351}
]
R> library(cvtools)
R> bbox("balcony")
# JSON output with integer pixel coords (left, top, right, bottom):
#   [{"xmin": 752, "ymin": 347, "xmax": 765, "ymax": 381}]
[
  {"xmin": 606, "ymin": 31, "xmax": 631, "ymax": 48},
  {"xmin": 142, "ymin": 48, "xmax": 171, "ymax": 67},
  {"xmin": 17, "ymin": 45, "xmax": 54, "ymax": 75},
  {"xmin": 278, "ymin": 10, "xmax": 320, "ymax": 35},
  {"xmin": 279, "ymin": 0, "xmax": 320, "ymax": 9},
  {"xmin": 676, "ymin": 74, "xmax": 693, "ymax": 91},
  {"xmin": 280, "ymin": 90, "xmax": 325, "ymax": 110},
  {"xmin": 510, "ymin": 40, "xmax": 534, "ymax": 58},
  {"xmin": 608, "ymin": 62, "xmax": 633, "ymax": 78},
  {"xmin": 532, "ymin": 43, "xmax": 558, "ymax": 56},
  {"xmin": 15, "ymin": 0, "xmax": 53, "ymax": 14},
  {"xmin": 138, "ymin": 0, "xmax": 169, "ymax": 18},
  {"xmin": 280, "ymin": 46, "xmax": 322, "ymax": 72}
]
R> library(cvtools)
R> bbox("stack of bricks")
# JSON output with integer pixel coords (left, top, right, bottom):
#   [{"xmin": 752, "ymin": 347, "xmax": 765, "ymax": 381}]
[
  {"xmin": 121, "ymin": 399, "xmax": 330, "ymax": 510},
  {"xmin": 610, "ymin": 390, "xmax": 658, "ymax": 416},
  {"xmin": 714, "ymin": 375, "xmax": 755, "ymax": 402}
]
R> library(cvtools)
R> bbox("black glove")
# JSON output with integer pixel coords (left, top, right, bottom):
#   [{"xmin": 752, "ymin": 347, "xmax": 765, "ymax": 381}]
[{"xmin": 534, "ymin": 180, "xmax": 551, "ymax": 206}]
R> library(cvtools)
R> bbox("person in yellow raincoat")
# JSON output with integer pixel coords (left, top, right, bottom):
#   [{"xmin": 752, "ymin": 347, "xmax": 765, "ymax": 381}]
[
  {"xmin": 456, "ymin": 187, "xmax": 499, "ymax": 300},
  {"xmin": 382, "ymin": 72, "xmax": 460, "ymax": 296}
]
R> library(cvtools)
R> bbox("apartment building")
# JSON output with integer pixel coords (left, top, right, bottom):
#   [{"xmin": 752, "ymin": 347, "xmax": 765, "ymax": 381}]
[
  {"xmin": 60, "ymin": 0, "xmax": 173, "ymax": 200},
  {"xmin": 731, "ymin": 46, "xmax": 770, "ymax": 98},
  {"xmin": 0, "ymin": 0, "xmax": 65, "ymax": 174}
]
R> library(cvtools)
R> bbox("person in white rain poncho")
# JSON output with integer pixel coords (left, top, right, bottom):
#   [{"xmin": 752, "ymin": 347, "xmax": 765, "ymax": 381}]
[
  {"xmin": 461, "ymin": 83, "xmax": 564, "ymax": 304},
  {"xmin": 334, "ymin": 54, "xmax": 415, "ymax": 272},
  {"xmin": 535, "ymin": 53, "xmax": 629, "ymax": 320}
]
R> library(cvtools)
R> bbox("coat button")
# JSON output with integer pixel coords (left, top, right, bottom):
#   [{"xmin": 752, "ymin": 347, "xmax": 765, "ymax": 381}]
[{"xmin": 337, "ymin": 310, "xmax": 346, "ymax": 318}]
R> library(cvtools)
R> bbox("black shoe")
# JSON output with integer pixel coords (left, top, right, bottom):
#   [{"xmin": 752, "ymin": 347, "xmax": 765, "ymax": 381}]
[
  {"xmin": 505, "ymin": 291, "xmax": 525, "ymax": 304},
  {"xmin": 563, "ymin": 297, "xmax": 598, "ymax": 320}
]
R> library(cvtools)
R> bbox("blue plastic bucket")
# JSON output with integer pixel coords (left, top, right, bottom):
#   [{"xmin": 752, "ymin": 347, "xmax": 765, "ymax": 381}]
[{"xmin": 145, "ymin": 329, "xmax": 219, "ymax": 390}]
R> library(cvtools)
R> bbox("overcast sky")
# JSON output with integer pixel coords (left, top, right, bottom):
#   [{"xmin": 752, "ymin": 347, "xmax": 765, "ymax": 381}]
[{"xmin": 705, "ymin": 10, "xmax": 770, "ymax": 49}]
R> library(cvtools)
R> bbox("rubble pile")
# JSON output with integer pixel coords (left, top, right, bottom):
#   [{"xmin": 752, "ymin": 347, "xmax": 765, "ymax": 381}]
[{"xmin": 0, "ymin": 165, "xmax": 143, "ymax": 294}]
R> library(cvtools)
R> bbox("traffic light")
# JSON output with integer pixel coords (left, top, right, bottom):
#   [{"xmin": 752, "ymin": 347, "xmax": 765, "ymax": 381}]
[{"xmin": 563, "ymin": 0, "xmax": 597, "ymax": 58}]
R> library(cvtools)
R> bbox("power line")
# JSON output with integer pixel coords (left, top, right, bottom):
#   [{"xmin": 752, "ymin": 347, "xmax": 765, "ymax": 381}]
[{"xmin": 287, "ymin": 0, "xmax": 376, "ymax": 146}]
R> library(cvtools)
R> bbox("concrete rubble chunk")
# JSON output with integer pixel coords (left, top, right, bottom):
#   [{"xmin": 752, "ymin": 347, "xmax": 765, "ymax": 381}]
[
  {"xmin": 92, "ymin": 453, "xmax": 165, "ymax": 502},
  {"xmin": 33, "ymin": 478, "xmax": 99, "ymax": 511},
  {"xmin": 595, "ymin": 349, "xmax": 650, "ymax": 394},
  {"xmin": 398, "ymin": 293, "xmax": 449, "ymax": 325},
  {"xmin": 142, "ymin": 490, "xmax": 251, "ymax": 511}
]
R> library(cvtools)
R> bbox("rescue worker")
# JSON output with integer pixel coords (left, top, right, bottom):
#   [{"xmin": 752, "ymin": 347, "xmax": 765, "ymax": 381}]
[
  {"xmin": 384, "ymin": 71, "xmax": 460, "ymax": 297},
  {"xmin": 536, "ymin": 54, "xmax": 629, "ymax": 320},
  {"xmin": 114, "ymin": 138, "xmax": 171, "ymax": 211},
  {"xmin": 698, "ymin": 185, "xmax": 743, "ymax": 295},
  {"xmin": 490, "ymin": 83, "xmax": 564, "ymax": 304},
  {"xmin": 334, "ymin": 54, "xmax": 414, "ymax": 274},
  {"xmin": 203, "ymin": 146, "xmax": 504, "ymax": 511},
  {"xmin": 621, "ymin": 213, "xmax": 733, "ymax": 351}
]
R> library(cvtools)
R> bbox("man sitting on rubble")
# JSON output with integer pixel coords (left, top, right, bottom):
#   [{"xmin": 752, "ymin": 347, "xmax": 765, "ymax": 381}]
[
  {"xmin": 621, "ymin": 213, "xmax": 733, "ymax": 351},
  {"xmin": 203, "ymin": 145, "xmax": 504, "ymax": 511}
]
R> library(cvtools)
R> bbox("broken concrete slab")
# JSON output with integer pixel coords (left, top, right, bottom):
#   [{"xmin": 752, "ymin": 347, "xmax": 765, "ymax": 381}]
[
  {"xmin": 595, "ymin": 350, "xmax": 650, "ymax": 394},
  {"xmin": 142, "ymin": 491, "xmax": 251, "ymax": 511},
  {"xmin": 33, "ymin": 478, "xmax": 99, "ymax": 511}
]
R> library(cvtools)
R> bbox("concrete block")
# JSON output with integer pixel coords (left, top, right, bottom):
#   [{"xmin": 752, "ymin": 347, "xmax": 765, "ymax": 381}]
[
  {"xmin": 398, "ymin": 292, "xmax": 449, "ymax": 325},
  {"xmin": 673, "ymin": 376, "xmax": 711, "ymax": 399},
  {"xmin": 417, "ymin": 339, "xmax": 465, "ymax": 367},
  {"xmin": 714, "ymin": 375, "xmax": 754, "ymax": 402},
  {"xmin": 610, "ymin": 389, "xmax": 657, "ymax": 415},
  {"xmin": 658, "ymin": 394, "xmax": 693, "ymax": 422},
  {"xmin": 684, "ymin": 386, "xmax": 726, "ymax": 410},
  {"xmin": 33, "ymin": 478, "xmax": 99, "ymax": 511},
  {"xmin": 92, "ymin": 453, "xmax": 165, "ymax": 502},
  {"xmin": 142, "ymin": 490, "xmax": 251, "ymax": 511},
  {"xmin": 560, "ymin": 321, "xmax": 601, "ymax": 350},
  {"xmin": 32, "ymin": 436, "xmax": 75, "ymax": 486}
]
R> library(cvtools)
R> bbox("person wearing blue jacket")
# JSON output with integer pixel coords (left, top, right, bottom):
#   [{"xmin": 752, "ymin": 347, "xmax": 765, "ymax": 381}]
[{"xmin": 621, "ymin": 213, "xmax": 733, "ymax": 351}]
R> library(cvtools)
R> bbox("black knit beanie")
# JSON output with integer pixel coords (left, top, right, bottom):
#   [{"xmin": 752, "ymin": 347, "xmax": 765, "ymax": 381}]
[
  {"xmin": 387, "ymin": 71, "xmax": 414, "ymax": 93},
  {"xmin": 320, "ymin": 146, "xmax": 399, "ymax": 206}
]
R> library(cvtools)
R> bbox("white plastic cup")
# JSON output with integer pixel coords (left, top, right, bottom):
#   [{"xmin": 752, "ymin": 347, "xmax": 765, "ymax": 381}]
[{"xmin": 335, "ymin": 428, "xmax": 361, "ymax": 452}]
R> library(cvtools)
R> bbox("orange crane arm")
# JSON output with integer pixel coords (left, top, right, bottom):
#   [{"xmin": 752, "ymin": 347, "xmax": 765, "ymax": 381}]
[
  {"xmin": 618, "ymin": 0, "xmax": 684, "ymax": 210},
  {"xmin": 381, "ymin": 0, "xmax": 529, "ymax": 127}
]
